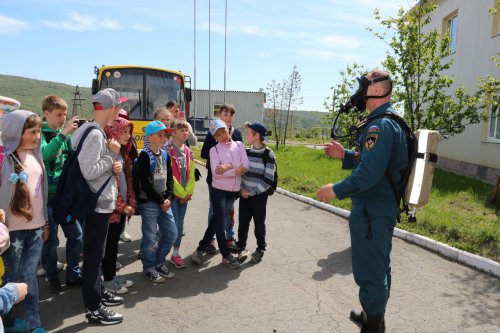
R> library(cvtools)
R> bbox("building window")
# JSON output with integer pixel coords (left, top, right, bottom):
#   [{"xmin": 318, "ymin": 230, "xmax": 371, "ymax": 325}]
[
  {"xmin": 213, "ymin": 103, "xmax": 223, "ymax": 118},
  {"xmin": 492, "ymin": 1, "xmax": 500, "ymax": 37},
  {"xmin": 488, "ymin": 95, "xmax": 500, "ymax": 142},
  {"xmin": 442, "ymin": 11, "xmax": 458, "ymax": 54}
]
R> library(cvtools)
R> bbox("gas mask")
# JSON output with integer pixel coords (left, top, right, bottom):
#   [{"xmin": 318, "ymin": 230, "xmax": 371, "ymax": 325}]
[
  {"xmin": 348, "ymin": 75, "xmax": 392, "ymax": 112},
  {"xmin": 331, "ymin": 75, "xmax": 393, "ymax": 141}
]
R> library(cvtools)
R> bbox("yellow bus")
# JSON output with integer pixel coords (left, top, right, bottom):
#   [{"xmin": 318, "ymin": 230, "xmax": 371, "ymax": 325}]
[{"xmin": 91, "ymin": 65, "xmax": 192, "ymax": 149}]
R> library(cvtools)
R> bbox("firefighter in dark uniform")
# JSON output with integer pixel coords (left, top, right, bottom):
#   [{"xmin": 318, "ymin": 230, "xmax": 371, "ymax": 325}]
[{"xmin": 316, "ymin": 69, "xmax": 409, "ymax": 333}]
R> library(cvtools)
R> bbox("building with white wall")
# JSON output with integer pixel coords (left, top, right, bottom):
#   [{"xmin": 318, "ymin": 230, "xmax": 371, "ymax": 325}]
[{"xmin": 425, "ymin": 0, "xmax": 500, "ymax": 183}]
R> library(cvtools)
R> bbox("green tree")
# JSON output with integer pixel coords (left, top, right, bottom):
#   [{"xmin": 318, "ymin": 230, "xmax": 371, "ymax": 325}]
[{"xmin": 370, "ymin": 0, "xmax": 483, "ymax": 135}]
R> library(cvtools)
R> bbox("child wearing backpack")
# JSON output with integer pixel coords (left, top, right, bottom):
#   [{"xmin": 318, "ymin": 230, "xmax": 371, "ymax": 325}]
[
  {"xmin": 236, "ymin": 122, "xmax": 276, "ymax": 263},
  {"xmin": 72, "ymin": 88, "xmax": 124, "ymax": 325},
  {"xmin": 0, "ymin": 110, "xmax": 49, "ymax": 333},
  {"xmin": 135, "ymin": 120, "xmax": 177, "ymax": 283},
  {"xmin": 102, "ymin": 118, "xmax": 136, "ymax": 294},
  {"xmin": 39, "ymin": 95, "xmax": 83, "ymax": 294},
  {"xmin": 191, "ymin": 119, "xmax": 248, "ymax": 269},
  {"xmin": 166, "ymin": 119, "xmax": 195, "ymax": 269}
]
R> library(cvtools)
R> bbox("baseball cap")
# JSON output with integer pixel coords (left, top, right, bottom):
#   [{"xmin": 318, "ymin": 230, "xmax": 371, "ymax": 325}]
[
  {"xmin": 248, "ymin": 121, "xmax": 268, "ymax": 141},
  {"xmin": 92, "ymin": 88, "xmax": 121, "ymax": 109},
  {"xmin": 118, "ymin": 109, "xmax": 129, "ymax": 120},
  {"xmin": 0, "ymin": 96, "xmax": 21, "ymax": 115},
  {"xmin": 145, "ymin": 120, "xmax": 168, "ymax": 137},
  {"xmin": 209, "ymin": 119, "xmax": 228, "ymax": 136}
]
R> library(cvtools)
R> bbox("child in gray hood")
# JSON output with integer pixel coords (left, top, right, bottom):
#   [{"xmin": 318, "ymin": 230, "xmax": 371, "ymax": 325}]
[{"xmin": 0, "ymin": 110, "xmax": 49, "ymax": 333}]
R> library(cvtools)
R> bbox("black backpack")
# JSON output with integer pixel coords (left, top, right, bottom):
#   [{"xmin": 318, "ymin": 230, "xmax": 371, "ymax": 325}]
[
  {"xmin": 246, "ymin": 147, "xmax": 278, "ymax": 196},
  {"xmin": 50, "ymin": 126, "xmax": 112, "ymax": 224},
  {"xmin": 356, "ymin": 112, "xmax": 421, "ymax": 221}
]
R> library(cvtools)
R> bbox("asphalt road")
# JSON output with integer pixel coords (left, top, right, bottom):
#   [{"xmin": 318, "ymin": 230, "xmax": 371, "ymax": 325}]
[{"xmin": 38, "ymin": 167, "xmax": 499, "ymax": 333}]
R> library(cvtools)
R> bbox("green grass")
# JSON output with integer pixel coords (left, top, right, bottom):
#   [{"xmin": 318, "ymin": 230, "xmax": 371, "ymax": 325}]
[
  {"xmin": 194, "ymin": 131, "xmax": 500, "ymax": 262},
  {"xmin": 268, "ymin": 145, "xmax": 499, "ymax": 261}
]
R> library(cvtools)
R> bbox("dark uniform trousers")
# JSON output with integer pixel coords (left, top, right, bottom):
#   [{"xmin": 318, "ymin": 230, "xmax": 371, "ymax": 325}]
[{"xmin": 350, "ymin": 199, "xmax": 398, "ymax": 316}]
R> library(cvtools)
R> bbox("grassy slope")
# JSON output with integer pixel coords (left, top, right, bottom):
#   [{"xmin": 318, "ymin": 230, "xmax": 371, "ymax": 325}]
[{"xmin": 0, "ymin": 74, "xmax": 93, "ymax": 117}]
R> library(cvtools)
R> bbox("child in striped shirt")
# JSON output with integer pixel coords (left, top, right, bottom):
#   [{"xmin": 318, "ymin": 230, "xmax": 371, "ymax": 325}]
[{"xmin": 236, "ymin": 122, "xmax": 276, "ymax": 263}]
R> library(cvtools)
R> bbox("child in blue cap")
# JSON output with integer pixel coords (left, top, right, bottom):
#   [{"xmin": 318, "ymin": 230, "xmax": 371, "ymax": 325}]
[{"xmin": 135, "ymin": 120, "xmax": 177, "ymax": 283}]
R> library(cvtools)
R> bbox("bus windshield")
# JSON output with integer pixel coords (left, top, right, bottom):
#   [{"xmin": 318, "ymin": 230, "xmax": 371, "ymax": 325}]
[{"xmin": 99, "ymin": 67, "xmax": 184, "ymax": 120}]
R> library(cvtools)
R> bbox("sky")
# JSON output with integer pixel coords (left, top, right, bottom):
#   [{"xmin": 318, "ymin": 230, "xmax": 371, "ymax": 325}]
[{"xmin": 0, "ymin": 0, "xmax": 417, "ymax": 112}]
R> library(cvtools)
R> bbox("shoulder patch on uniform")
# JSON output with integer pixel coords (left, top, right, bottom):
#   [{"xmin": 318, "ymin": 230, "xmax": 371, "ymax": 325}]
[
  {"xmin": 368, "ymin": 125, "xmax": 380, "ymax": 133},
  {"xmin": 365, "ymin": 133, "xmax": 378, "ymax": 150}
]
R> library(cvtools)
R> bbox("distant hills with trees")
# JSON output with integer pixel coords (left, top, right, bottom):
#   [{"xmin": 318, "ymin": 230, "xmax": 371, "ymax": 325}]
[
  {"xmin": 0, "ymin": 74, "xmax": 327, "ymax": 131},
  {"xmin": 0, "ymin": 74, "xmax": 93, "ymax": 117}
]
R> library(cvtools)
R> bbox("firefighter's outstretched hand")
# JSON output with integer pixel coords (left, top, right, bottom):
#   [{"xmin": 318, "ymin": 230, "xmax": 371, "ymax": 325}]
[
  {"xmin": 324, "ymin": 140, "xmax": 345, "ymax": 159},
  {"xmin": 316, "ymin": 184, "xmax": 336, "ymax": 202}
]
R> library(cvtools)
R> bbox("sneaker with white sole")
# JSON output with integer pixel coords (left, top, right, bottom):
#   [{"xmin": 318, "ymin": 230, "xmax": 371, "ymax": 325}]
[
  {"xmin": 221, "ymin": 254, "xmax": 240, "ymax": 269},
  {"xmin": 170, "ymin": 254, "xmax": 186, "ymax": 268},
  {"xmin": 237, "ymin": 249, "xmax": 249, "ymax": 262},
  {"xmin": 114, "ymin": 275, "xmax": 134, "ymax": 288},
  {"xmin": 103, "ymin": 279, "xmax": 128, "ymax": 295},
  {"xmin": 119, "ymin": 231, "xmax": 132, "ymax": 242},
  {"xmin": 115, "ymin": 261, "xmax": 123, "ymax": 270},
  {"xmin": 145, "ymin": 270, "xmax": 165, "ymax": 283},
  {"xmin": 155, "ymin": 264, "xmax": 175, "ymax": 278},
  {"xmin": 85, "ymin": 305, "xmax": 123, "ymax": 325},
  {"xmin": 101, "ymin": 289, "xmax": 124, "ymax": 306}
]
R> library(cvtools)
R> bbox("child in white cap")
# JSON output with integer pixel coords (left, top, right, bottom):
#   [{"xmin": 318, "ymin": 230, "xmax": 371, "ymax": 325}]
[{"xmin": 191, "ymin": 119, "xmax": 248, "ymax": 269}]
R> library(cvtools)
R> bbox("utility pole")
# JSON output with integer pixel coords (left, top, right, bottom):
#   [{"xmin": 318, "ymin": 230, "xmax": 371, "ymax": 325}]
[{"xmin": 71, "ymin": 85, "xmax": 85, "ymax": 118}]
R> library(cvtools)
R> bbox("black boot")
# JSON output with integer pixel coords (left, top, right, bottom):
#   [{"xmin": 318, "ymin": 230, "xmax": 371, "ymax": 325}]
[
  {"xmin": 349, "ymin": 309, "xmax": 366, "ymax": 327},
  {"xmin": 360, "ymin": 315, "xmax": 385, "ymax": 333}
]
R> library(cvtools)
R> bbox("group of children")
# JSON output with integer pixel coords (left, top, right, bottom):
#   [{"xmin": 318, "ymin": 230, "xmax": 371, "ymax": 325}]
[{"xmin": 0, "ymin": 90, "xmax": 276, "ymax": 329}]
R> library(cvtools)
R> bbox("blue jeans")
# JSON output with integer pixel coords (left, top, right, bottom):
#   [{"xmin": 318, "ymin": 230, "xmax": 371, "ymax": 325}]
[
  {"xmin": 171, "ymin": 198, "xmax": 188, "ymax": 249},
  {"xmin": 207, "ymin": 185, "xmax": 235, "ymax": 240},
  {"xmin": 2, "ymin": 228, "xmax": 44, "ymax": 330},
  {"xmin": 41, "ymin": 207, "xmax": 82, "ymax": 282},
  {"xmin": 139, "ymin": 201, "xmax": 178, "ymax": 272},
  {"xmin": 198, "ymin": 187, "xmax": 236, "ymax": 258}
]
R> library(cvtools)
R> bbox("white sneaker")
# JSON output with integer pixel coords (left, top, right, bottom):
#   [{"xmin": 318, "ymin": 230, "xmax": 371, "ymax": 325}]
[
  {"xmin": 119, "ymin": 231, "xmax": 132, "ymax": 242},
  {"xmin": 57, "ymin": 261, "xmax": 65, "ymax": 270},
  {"xmin": 36, "ymin": 267, "xmax": 46, "ymax": 277},
  {"xmin": 103, "ymin": 279, "xmax": 128, "ymax": 295},
  {"xmin": 114, "ymin": 276, "xmax": 134, "ymax": 288}
]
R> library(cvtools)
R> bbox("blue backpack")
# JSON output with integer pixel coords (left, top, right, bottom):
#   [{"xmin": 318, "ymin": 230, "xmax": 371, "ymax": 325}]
[{"xmin": 50, "ymin": 126, "xmax": 112, "ymax": 224}]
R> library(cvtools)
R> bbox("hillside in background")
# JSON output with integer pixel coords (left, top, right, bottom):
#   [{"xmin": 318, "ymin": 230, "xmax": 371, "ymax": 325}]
[
  {"xmin": 263, "ymin": 109, "xmax": 328, "ymax": 129},
  {"xmin": 0, "ymin": 75, "xmax": 93, "ymax": 117},
  {"xmin": 0, "ymin": 75, "xmax": 328, "ymax": 129}
]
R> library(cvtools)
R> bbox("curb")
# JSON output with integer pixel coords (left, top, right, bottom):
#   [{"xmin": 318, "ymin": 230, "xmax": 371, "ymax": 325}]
[
  {"xmin": 194, "ymin": 159, "xmax": 500, "ymax": 277},
  {"xmin": 276, "ymin": 187, "xmax": 500, "ymax": 278}
]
